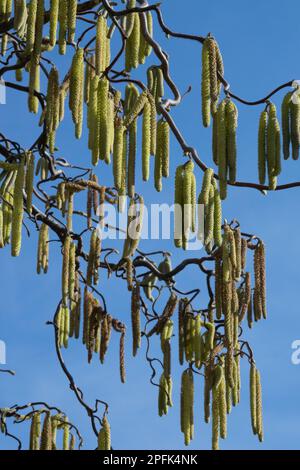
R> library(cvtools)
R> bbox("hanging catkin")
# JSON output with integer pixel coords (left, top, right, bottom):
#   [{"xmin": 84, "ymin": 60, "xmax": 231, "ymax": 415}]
[
  {"xmin": 40, "ymin": 412, "xmax": 52, "ymax": 451},
  {"xmin": 290, "ymin": 94, "xmax": 300, "ymax": 161},
  {"xmin": 95, "ymin": 15, "xmax": 107, "ymax": 75},
  {"xmin": 120, "ymin": 330, "xmax": 126, "ymax": 383},
  {"xmin": 127, "ymin": 119, "xmax": 137, "ymax": 197},
  {"xmin": 11, "ymin": 159, "xmax": 25, "ymax": 257},
  {"xmin": 69, "ymin": 48, "xmax": 84, "ymax": 138},
  {"xmin": 174, "ymin": 164, "xmax": 184, "ymax": 248},
  {"xmin": 266, "ymin": 103, "xmax": 280, "ymax": 190},
  {"xmin": 225, "ymin": 99, "xmax": 238, "ymax": 184},
  {"xmin": 202, "ymin": 38, "xmax": 211, "ymax": 127},
  {"xmin": 142, "ymin": 99, "xmax": 151, "ymax": 181},
  {"xmin": 180, "ymin": 369, "xmax": 194, "ymax": 446},
  {"xmin": 88, "ymin": 75, "xmax": 99, "ymax": 164},
  {"xmin": 25, "ymin": 0, "xmax": 37, "ymax": 53},
  {"xmin": 25, "ymin": 152, "xmax": 34, "ymax": 214},
  {"xmin": 125, "ymin": 10, "xmax": 140, "ymax": 71},
  {"xmin": 258, "ymin": 110, "xmax": 267, "ymax": 185},
  {"xmin": 58, "ymin": 0, "xmax": 68, "ymax": 54},
  {"xmin": 213, "ymin": 184, "xmax": 222, "ymax": 247},
  {"xmin": 49, "ymin": 0, "xmax": 59, "ymax": 49},
  {"xmin": 98, "ymin": 78, "xmax": 110, "ymax": 163},
  {"xmin": 37, "ymin": 222, "xmax": 49, "ymax": 274},
  {"xmin": 29, "ymin": 412, "xmax": 40, "ymax": 450},
  {"xmin": 67, "ymin": 0, "xmax": 77, "ymax": 43},
  {"xmin": 216, "ymin": 100, "xmax": 227, "ymax": 199},
  {"xmin": 46, "ymin": 67, "xmax": 59, "ymax": 153},
  {"xmin": 199, "ymin": 168, "xmax": 214, "ymax": 206},
  {"xmin": 14, "ymin": 0, "xmax": 27, "ymax": 37},
  {"xmin": 113, "ymin": 117, "xmax": 124, "ymax": 190},
  {"xmin": 97, "ymin": 416, "xmax": 111, "ymax": 450},
  {"xmin": 255, "ymin": 368, "xmax": 263, "ymax": 442},
  {"xmin": 281, "ymin": 92, "xmax": 292, "ymax": 160},
  {"xmin": 158, "ymin": 119, "xmax": 170, "ymax": 178},
  {"xmin": 182, "ymin": 161, "xmax": 195, "ymax": 249},
  {"xmin": 28, "ymin": 53, "xmax": 40, "ymax": 114},
  {"xmin": 154, "ymin": 119, "xmax": 163, "ymax": 192},
  {"xmin": 131, "ymin": 283, "xmax": 141, "ymax": 357}
]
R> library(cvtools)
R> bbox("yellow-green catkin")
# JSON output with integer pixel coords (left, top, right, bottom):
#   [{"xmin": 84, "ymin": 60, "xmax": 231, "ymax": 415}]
[
  {"xmin": 62, "ymin": 235, "xmax": 70, "ymax": 306},
  {"xmin": 281, "ymin": 92, "xmax": 292, "ymax": 160},
  {"xmin": 33, "ymin": 0, "xmax": 44, "ymax": 56},
  {"xmin": 37, "ymin": 222, "xmax": 49, "ymax": 274},
  {"xmin": 202, "ymin": 38, "xmax": 211, "ymax": 127},
  {"xmin": 154, "ymin": 120, "xmax": 164, "ymax": 192},
  {"xmin": 190, "ymin": 171, "xmax": 197, "ymax": 233},
  {"xmin": 125, "ymin": 0, "xmax": 136, "ymax": 36},
  {"xmin": 139, "ymin": 10, "xmax": 153, "ymax": 62},
  {"xmin": 266, "ymin": 103, "xmax": 280, "ymax": 190},
  {"xmin": 207, "ymin": 37, "xmax": 218, "ymax": 110},
  {"xmin": 142, "ymin": 99, "xmax": 151, "ymax": 181},
  {"xmin": 182, "ymin": 161, "xmax": 194, "ymax": 249},
  {"xmin": 98, "ymin": 77, "xmax": 110, "ymax": 163},
  {"xmin": 216, "ymin": 100, "xmax": 227, "ymax": 199},
  {"xmin": 28, "ymin": 53, "xmax": 40, "ymax": 114},
  {"xmin": 258, "ymin": 110, "xmax": 267, "ymax": 185},
  {"xmin": 212, "ymin": 366, "xmax": 221, "ymax": 450},
  {"xmin": 46, "ymin": 67, "xmax": 59, "ymax": 153},
  {"xmin": 113, "ymin": 117, "xmax": 124, "ymax": 190},
  {"xmin": 180, "ymin": 369, "xmax": 194, "ymax": 446},
  {"xmin": 11, "ymin": 159, "xmax": 25, "ymax": 257},
  {"xmin": 174, "ymin": 165, "xmax": 184, "ymax": 248},
  {"xmin": 125, "ymin": 9, "xmax": 140, "ymax": 71},
  {"xmin": 159, "ymin": 119, "xmax": 170, "ymax": 178},
  {"xmin": 147, "ymin": 92, "xmax": 157, "ymax": 156},
  {"xmin": 131, "ymin": 283, "xmax": 141, "ymax": 356},
  {"xmin": 199, "ymin": 168, "xmax": 214, "ymax": 206},
  {"xmin": 158, "ymin": 373, "xmax": 169, "ymax": 416},
  {"xmin": 40, "ymin": 412, "xmax": 52, "ymax": 451},
  {"xmin": 213, "ymin": 183, "xmax": 222, "ymax": 247},
  {"xmin": 95, "ymin": 15, "xmax": 107, "ymax": 75},
  {"xmin": 14, "ymin": 0, "xmax": 27, "ymax": 37},
  {"xmin": 29, "ymin": 412, "xmax": 41, "ymax": 450},
  {"xmin": 225, "ymin": 100, "xmax": 238, "ymax": 184},
  {"xmin": 84, "ymin": 55, "xmax": 95, "ymax": 104},
  {"xmin": 67, "ymin": 0, "xmax": 77, "ymax": 43},
  {"xmin": 25, "ymin": 0, "xmax": 37, "ymax": 54},
  {"xmin": 49, "ymin": 0, "xmax": 59, "ymax": 49},
  {"xmin": 97, "ymin": 416, "xmax": 111, "ymax": 450},
  {"xmin": 127, "ymin": 120, "xmax": 137, "ymax": 197},
  {"xmin": 255, "ymin": 368, "xmax": 264, "ymax": 442},
  {"xmin": 204, "ymin": 184, "xmax": 215, "ymax": 248},
  {"xmin": 68, "ymin": 241, "xmax": 76, "ymax": 307},
  {"xmin": 69, "ymin": 48, "xmax": 84, "ymax": 138},
  {"xmin": 58, "ymin": 0, "xmax": 68, "ymax": 55},
  {"xmin": 290, "ymin": 94, "xmax": 300, "ymax": 161},
  {"xmin": 63, "ymin": 421, "xmax": 70, "ymax": 450},
  {"xmin": 25, "ymin": 152, "xmax": 34, "ymax": 214},
  {"xmin": 88, "ymin": 75, "xmax": 100, "ymax": 164},
  {"xmin": 250, "ymin": 363, "xmax": 257, "ymax": 435}
]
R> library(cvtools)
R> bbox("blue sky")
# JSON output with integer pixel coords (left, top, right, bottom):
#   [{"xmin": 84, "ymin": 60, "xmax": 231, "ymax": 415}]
[{"xmin": 1, "ymin": 0, "xmax": 300, "ymax": 450}]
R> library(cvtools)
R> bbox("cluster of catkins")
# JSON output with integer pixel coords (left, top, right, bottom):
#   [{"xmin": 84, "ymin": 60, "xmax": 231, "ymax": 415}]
[
  {"xmin": 148, "ymin": 226, "xmax": 266, "ymax": 450},
  {"xmin": 201, "ymin": 35, "xmax": 238, "ymax": 200},
  {"xmin": 201, "ymin": 35, "xmax": 300, "ymax": 193},
  {"xmin": 28, "ymin": 411, "xmax": 75, "ymax": 451},
  {"xmin": 124, "ymin": 0, "xmax": 153, "ymax": 71},
  {"xmin": 173, "ymin": 165, "xmax": 223, "ymax": 252},
  {"xmin": 0, "ymin": 153, "xmax": 34, "ymax": 256},
  {"xmin": 7, "ymin": 1, "xmax": 171, "ymax": 209}
]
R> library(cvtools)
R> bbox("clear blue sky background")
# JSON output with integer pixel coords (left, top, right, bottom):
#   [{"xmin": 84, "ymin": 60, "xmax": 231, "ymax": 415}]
[{"xmin": 1, "ymin": 0, "xmax": 300, "ymax": 451}]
